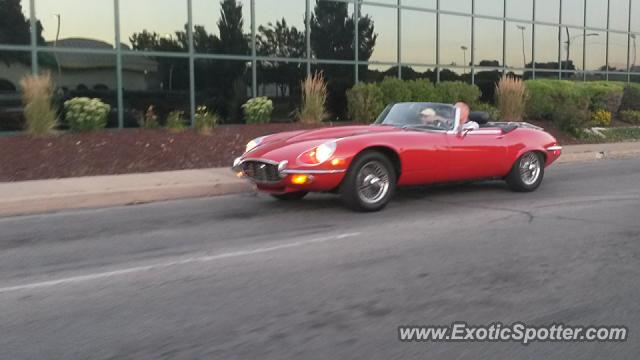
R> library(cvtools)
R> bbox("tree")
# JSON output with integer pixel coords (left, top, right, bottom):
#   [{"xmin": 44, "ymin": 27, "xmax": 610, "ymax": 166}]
[
  {"xmin": 310, "ymin": 0, "xmax": 377, "ymax": 118},
  {"xmin": 0, "ymin": 0, "xmax": 44, "ymax": 65},
  {"xmin": 257, "ymin": 19, "xmax": 305, "ymax": 99},
  {"xmin": 128, "ymin": 0, "xmax": 250, "ymax": 122}
]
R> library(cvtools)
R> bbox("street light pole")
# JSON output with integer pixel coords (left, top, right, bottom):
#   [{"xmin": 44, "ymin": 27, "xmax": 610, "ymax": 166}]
[
  {"xmin": 564, "ymin": 27, "xmax": 599, "ymax": 74},
  {"xmin": 631, "ymin": 34, "xmax": 637, "ymax": 71},
  {"xmin": 517, "ymin": 25, "xmax": 527, "ymax": 68},
  {"xmin": 53, "ymin": 13, "xmax": 62, "ymax": 76},
  {"xmin": 460, "ymin": 45, "xmax": 468, "ymax": 73}
]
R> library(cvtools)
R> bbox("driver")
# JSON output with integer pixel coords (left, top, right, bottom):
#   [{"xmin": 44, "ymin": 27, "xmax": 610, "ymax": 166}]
[
  {"xmin": 419, "ymin": 108, "xmax": 450, "ymax": 129},
  {"xmin": 455, "ymin": 102, "xmax": 479, "ymax": 131},
  {"xmin": 419, "ymin": 108, "xmax": 438, "ymax": 125}
]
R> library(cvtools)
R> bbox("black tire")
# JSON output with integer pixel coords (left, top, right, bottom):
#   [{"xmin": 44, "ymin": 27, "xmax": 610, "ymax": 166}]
[
  {"xmin": 506, "ymin": 151, "xmax": 545, "ymax": 192},
  {"xmin": 340, "ymin": 151, "xmax": 397, "ymax": 212},
  {"xmin": 271, "ymin": 191, "xmax": 308, "ymax": 201}
]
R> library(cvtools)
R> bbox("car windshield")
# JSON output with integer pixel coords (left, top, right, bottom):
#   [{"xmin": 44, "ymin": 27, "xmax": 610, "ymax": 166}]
[{"xmin": 374, "ymin": 102, "xmax": 457, "ymax": 131}]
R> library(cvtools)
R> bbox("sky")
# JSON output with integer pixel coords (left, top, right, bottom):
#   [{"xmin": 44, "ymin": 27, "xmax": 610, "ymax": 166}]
[{"xmin": 27, "ymin": 0, "xmax": 637, "ymax": 70}]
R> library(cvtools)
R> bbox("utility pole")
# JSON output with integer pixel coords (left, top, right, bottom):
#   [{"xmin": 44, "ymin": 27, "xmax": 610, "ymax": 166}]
[{"xmin": 517, "ymin": 25, "xmax": 527, "ymax": 67}]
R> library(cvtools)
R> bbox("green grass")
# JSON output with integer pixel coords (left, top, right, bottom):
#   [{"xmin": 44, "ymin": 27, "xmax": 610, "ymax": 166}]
[{"xmin": 577, "ymin": 127, "xmax": 640, "ymax": 143}]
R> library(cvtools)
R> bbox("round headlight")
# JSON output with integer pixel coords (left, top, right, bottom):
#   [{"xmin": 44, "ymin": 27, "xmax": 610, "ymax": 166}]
[
  {"xmin": 314, "ymin": 141, "xmax": 336, "ymax": 164},
  {"xmin": 245, "ymin": 136, "xmax": 266, "ymax": 153}
]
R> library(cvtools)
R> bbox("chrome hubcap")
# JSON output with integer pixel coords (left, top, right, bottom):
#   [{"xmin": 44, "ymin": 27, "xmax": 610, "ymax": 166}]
[
  {"xmin": 520, "ymin": 153, "xmax": 541, "ymax": 186},
  {"xmin": 357, "ymin": 161, "xmax": 390, "ymax": 204}
]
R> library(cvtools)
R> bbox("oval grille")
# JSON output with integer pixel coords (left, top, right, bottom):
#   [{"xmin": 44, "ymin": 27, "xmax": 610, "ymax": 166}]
[{"xmin": 241, "ymin": 161, "xmax": 281, "ymax": 183}]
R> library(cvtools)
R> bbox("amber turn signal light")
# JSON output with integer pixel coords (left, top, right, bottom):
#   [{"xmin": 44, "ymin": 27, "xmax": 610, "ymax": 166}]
[{"xmin": 291, "ymin": 174, "xmax": 311, "ymax": 185}]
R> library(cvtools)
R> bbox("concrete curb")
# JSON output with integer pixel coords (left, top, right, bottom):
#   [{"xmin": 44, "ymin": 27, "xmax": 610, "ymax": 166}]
[
  {"xmin": 0, "ymin": 142, "xmax": 638, "ymax": 217},
  {"xmin": 556, "ymin": 142, "xmax": 640, "ymax": 163},
  {"xmin": 0, "ymin": 169, "xmax": 252, "ymax": 217}
]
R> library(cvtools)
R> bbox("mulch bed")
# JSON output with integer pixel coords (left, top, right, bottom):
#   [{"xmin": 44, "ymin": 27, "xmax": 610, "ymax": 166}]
[
  {"xmin": 0, "ymin": 124, "xmax": 327, "ymax": 182},
  {"xmin": 0, "ymin": 120, "xmax": 585, "ymax": 182}
]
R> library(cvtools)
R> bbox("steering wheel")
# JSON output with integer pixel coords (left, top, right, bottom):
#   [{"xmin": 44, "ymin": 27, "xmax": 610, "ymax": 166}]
[{"xmin": 432, "ymin": 119, "xmax": 445, "ymax": 129}]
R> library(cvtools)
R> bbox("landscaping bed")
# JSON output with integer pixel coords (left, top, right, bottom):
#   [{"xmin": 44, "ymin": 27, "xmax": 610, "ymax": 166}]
[
  {"xmin": 0, "ymin": 123, "xmax": 327, "ymax": 182},
  {"xmin": 1, "ymin": 119, "xmax": 627, "ymax": 182}
]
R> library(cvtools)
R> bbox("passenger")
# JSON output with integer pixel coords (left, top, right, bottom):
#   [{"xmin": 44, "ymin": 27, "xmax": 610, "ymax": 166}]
[{"xmin": 455, "ymin": 102, "xmax": 479, "ymax": 131}]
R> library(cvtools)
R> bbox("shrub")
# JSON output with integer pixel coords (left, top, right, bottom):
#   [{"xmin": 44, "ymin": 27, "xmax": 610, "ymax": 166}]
[
  {"xmin": 194, "ymin": 105, "xmax": 220, "ymax": 134},
  {"xmin": 550, "ymin": 94, "xmax": 591, "ymax": 134},
  {"xmin": 19, "ymin": 72, "xmax": 58, "ymax": 136},
  {"xmin": 473, "ymin": 102, "xmax": 501, "ymax": 121},
  {"xmin": 619, "ymin": 85, "xmax": 640, "ymax": 112},
  {"xmin": 64, "ymin": 97, "xmax": 110, "ymax": 132},
  {"xmin": 434, "ymin": 81, "xmax": 481, "ymax": 106},
  {"xmin": 242, "ymin": 97, "xmax": 273, "ymax": 124},
  {"xmin": 524, "ymin": 79, "xmax": 576, "ymax": 119},
  {"xmin": 495, "ymin": 75, "xmax": 527, "ymax": 121},
  {"xmin": 166, "ymin": 110, "xmax": 186, "ymax": 132},
  {"xmin": 619, "ymin": 110, "xmax": 640, "ymax": 125},
  {"xmin": 591, "ymin": 109, "xmax": 613, "ymax": 127},
  {"xmin": 299, "ymin": 72, "xmax": 328, "ymax": 124},
  {"xmin": 576, "ymin": 81, "xmax": 624, "ymax": 114},
  {"xmin": 138, "ymin": 105, "xmax": 159, "ymax": 129},
  {"xmin": 378, "ymin": 77, "xmax": 412, "ymax": 105},
  {"xmin": 346, "ymin": 83, "xmax": 384, "ymax": 123},
  {"xmin": 406, "ymin": 79, "xmax": 437, "ymax": 102}
]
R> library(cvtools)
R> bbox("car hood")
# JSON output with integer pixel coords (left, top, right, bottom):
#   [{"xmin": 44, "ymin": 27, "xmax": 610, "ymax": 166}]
[
  {"xmin": 283, "ymin": 125, "xmax": 397, "ymax": 143},
  {"xmin": 244, "ymin": 125, "xmax": 399, "ymax": 162}
]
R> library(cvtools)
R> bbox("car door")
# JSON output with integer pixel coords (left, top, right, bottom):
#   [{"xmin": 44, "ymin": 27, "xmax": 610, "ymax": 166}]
[{"xmin": 445, "ymin": 128, "xmax": 508, "ymax": 181}]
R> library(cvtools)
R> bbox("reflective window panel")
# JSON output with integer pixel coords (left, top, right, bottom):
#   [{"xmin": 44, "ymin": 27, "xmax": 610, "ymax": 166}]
[
  {"xmin": 475, "ymin": 68, "xmax": 502, "ymax": 102},
  {"xmin": 586, "ymin": 0, "xmax": 608, "ymax": 29},
  {"xmin": 506, "ymin": 0, "xmax": 533, "ymax": 20},
  {"xmin": 505, "ymin": 22, "xmax": 532, "ymax": 69},
  {"xmin": 310, "ymin": 1, "xmax": 355, "ymax": 60},
  {"xmin": 0, "ymin": 0, "xmax": 33, "ymax": 45},
  {"xmin": 256, "ymin": 60, "xmax": 305, "ymax": 121},
  {"xmin": 401, "ymin": 9, "xmax": 436, "ymax": 65},
  {"xmin": 630, "ymin": 34, "xmax": 639, "ymax": 72},
  {"xmin": 122, "ymin": 55, "xmax": 190, "ymax": 127},
  {"xmin": 440, "ymin": 0, "xmax": 471, "ymax": 14},
  {"xmin": 192, "ymin": 0, "xmax": 252, "ymax": 55},
  {"xmin": 37, "ymin": 51, "xmax": 118, "ymax": 128},
  {"xmin": 400, "ymin": 66, "xmax": 437, "ymax": 82},
  {"xmin": 561, "ymin": 0, "xmax": 585, "ymax": 27},
  {"xmin": 560, "ymin": 27, "xmax": 585, "ymax": 71},
  {"xmin": 120, "ymin": 0, "xmax": 188, "ymax": 52},
  {"xmin": 311, "ymin": 63, "xmax": 354, "ymax": 120},
  {"xmin": 439, "ymin": 67, "xmax": 472, "ymax": 83},
  {"xmin": 632, "ymin": 0, "xmax": 640, "ymax": 33},
  {"xmin": 363, "ymin": 5, "xmax": 397, "ymax": 63},
  {"xmin": 255, "ymin": 0, "xmax": 306, "ymax": 58},
  {"xmin": 475, "ymin": 0, "xmax": 504, "ymax": 17},
  {"xmin": 402, "ymin": 0, "xmax": 437, "ymax": 10},
  {"xmin": 475, "ymin": 18, "xmax": 503, "ymax": 67},
  {"xmin": 608, "ymin": 33, "xmax": 629, "ymax": 72},
  {"xmin": 534, "ymin": 25, "xmax": 560, "ymax": 67},
  {"xmin": 439, "ymin": 15, "xmax": 472, "ymax": 67},
  {"xmin": 584, "ymin": 30, "xmax": 607, "ymax": 71},
  {"xmin": 535, "ymin": 0, "xmax": 560, "ymax": 23},
  {"xmin": 361, "ymin": 64, "xmax": 396, "ymax": 83},
  {"xmin": 609, "ymin": 0, "xmax": 630, "ymax": 31},
  {"xmin": 0, "ymin": 51, "xmax": 31, "ymax": 131},
  {"xmin": 36, "ymin": 0, "xmax": 115, "ymax": 49},
  {"xmin": 195, "ymin": 59, "xmax": 251, "ymax": 123}
]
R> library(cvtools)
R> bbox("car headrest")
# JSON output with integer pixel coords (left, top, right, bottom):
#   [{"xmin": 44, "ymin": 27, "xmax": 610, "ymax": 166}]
[{"xmin": 469, "ymin": 111, "xmax": 490, "ymax": 125}]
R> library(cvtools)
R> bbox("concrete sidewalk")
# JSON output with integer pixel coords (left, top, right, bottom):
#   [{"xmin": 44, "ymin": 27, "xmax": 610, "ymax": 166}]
[
  {"xmin": 0, "ymin": 141, "xmax": 638, "ymax": 217},
  {"xmin": 0, "ymin": 168, "xmax": 251, "ymax": 217}
]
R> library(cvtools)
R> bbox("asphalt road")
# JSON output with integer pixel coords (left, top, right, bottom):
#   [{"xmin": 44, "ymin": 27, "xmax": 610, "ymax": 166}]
[{"xmin": 1, "ymin": 158, "xmax": 639, "ymax": 359}]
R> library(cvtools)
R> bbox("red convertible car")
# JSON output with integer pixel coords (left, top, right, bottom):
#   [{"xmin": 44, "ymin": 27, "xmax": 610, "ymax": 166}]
[{"xmin": 232, "ymin": 102, "xmax": 562, "ymax": 211}]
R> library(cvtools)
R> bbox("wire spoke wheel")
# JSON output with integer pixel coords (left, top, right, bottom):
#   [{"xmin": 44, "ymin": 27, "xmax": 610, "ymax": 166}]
[
  {"xmin": 356, "ymin": 160, "xmax": 390, "ymax": 205},
  {"xmin": 519, "ymin": 152, "xmax": 541, "ymax": 186}
]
